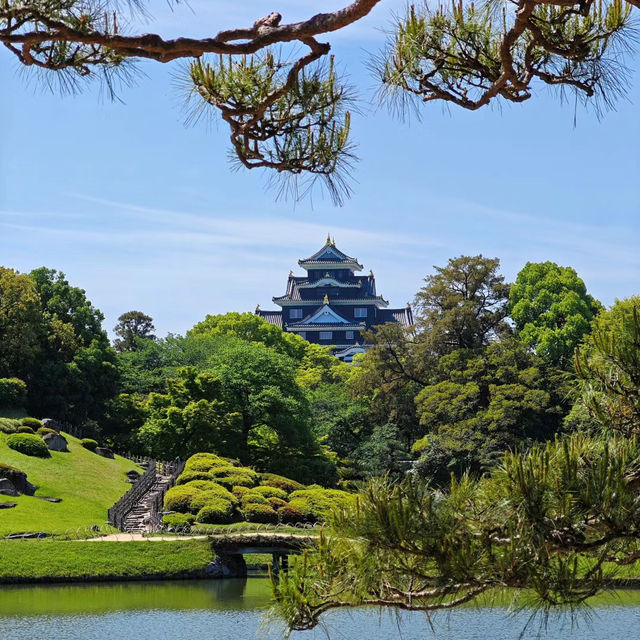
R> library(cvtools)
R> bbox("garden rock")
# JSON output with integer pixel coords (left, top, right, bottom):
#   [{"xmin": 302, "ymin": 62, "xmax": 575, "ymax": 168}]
[
  {"xmin": 43, "ymin": 432, "xmax": 68, "ymax": 452},
  {"xmin": 0, "ymin": 501, "xmax": 17, "ymax": 509},
  {"xmin": 35, "ymin": 496, "xmax": 62, "ymax": 503},
  {"xmin": 95, "ymin": 447, "xmax": 114, "ymax": 459},
  {"xmin": 0, "ymin": 478, "xmax": 18, "ymax": 496},
  {"xmin": 41, "ymin": 418, "xmax": 62, "ymax": 432},
  {"xmin": 6, "ymin": 532, "xmax": 48, "ymax": 539},
  {"xmin": 126, "ymin": 470, "xmax": 141, "ymax": 480}
]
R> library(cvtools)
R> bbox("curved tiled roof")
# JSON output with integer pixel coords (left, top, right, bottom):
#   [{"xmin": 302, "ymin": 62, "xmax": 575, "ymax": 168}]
[{"xmin": 256, "ymin": 310, "xmax": 283, "ymax": 328}]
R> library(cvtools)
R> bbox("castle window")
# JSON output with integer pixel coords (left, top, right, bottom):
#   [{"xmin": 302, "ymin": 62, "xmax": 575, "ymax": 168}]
[
  {"xmin": 290, "ymin": 309, "xmax": 303, "ymax": 319},
  {"xmin": 298, "ymin": 331, "xmax": 306, "ymax": 339},
  {"xmin": 345, "ymin": 331, "xmax": 354, "ymax": 340},
  {"xmin": 319, "ymin": 331, "xmax": 333, "ymax": 340},
  {"xmin": 354, "ymin": 307, "xmax": 368, "ymax": 318}
]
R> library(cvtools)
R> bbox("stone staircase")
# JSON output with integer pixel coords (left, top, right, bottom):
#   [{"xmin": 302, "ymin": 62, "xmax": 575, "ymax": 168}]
[{"xmin": 121, "ymin": 474, "xmax": 173, "ymax": 534}]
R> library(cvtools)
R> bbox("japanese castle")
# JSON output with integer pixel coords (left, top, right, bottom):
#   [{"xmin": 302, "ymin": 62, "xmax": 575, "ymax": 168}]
[{"xmin": 256, "ymin": 236, "xmax": 413, "ymax": 362}]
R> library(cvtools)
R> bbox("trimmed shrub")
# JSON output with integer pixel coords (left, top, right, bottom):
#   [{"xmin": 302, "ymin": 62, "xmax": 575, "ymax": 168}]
[
  {"xmin": 184, "ymin": 453, "xmax": 231, "ymax": 472},
  {"xmin": 278, "ymin": 504, "xmax": 304, "ymax": 525},
  {"xmin": 7, "ymin": 433, "xmax": 50, "ymax": 458},
  {"xmin": 21, "ymin": 417, "xmax": 42, "ymax": 429},
  {"xmin": 241, "ymin": 492, "xmax": 269, "ymax": 506},
  {"xmin": 182, "ymin": 480, "xmax": 234, "ymax": 499},
  {"xmin": 196, "ymin": 499, "xmax": 235, "ymax": 524},
  {"xmin": 252, "ymin": 485, "xmax": 288, "ymax": 500},
  {"xmin": 17, "ymin": 426, "xmax": 35, "ymax": 434},
  {"xmin": 176, "ymin": 470, "xmax": 215, "ymax": 485},
  {"xmin": 0, "ymin": 418, "xmax": 19, "ymax": 434},
  {"xmin": 260, "ymin": 473, "xmax": 305, "ymax": 493},
  {"xmin": 191, "ymin": 488, "xmax": 238, "ymax": 512},
  {"xmin": 81, "ymin": 438, "xmax": 98, "ymax": 452},
  {"xmin": 162, "ymin": 513, "xmax": 195, "ymax": 529},
  {"xmin": 0, "ymin": 377, "xmax": 27, "ymax": 408},
  {"xmin": 37, "ymin": 427, "xmax": 58, "ymax": 437},
  {"xmin": 241, "ymin": 503, "xmax": 277, "ymax": 524},
  {"xmin": 288, "ymin": 488, "xmax": 354, "ymax": 523},
  {"xmin": 232, "ymin": 485, "xmax": 250, "ymax": 499},
  {"xmin": 267, "ymin": 497, "xmax": 288, "ymax": 510},
  {"xmin": 216, "ymin": 473, "xmax": 257, "ymax": 489},
  {"xmin": 163, "ymin": 484, "xmax": 202, "ymax": 514}
]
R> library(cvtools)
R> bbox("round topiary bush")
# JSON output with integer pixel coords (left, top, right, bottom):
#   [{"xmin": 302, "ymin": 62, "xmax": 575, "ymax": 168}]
[
  {"xmin": 241, "ymin": 503, "xmax": 278, "ymax": 524},
  {"xmin": 215, "ymin": 472, "xmax": 257, "ymax": 489},
  {"xmin": 17, "ymin": 425, "xmax": 35, "ymax": 434},
  {"xmin": 7, "ymin": 433, "xmax": 51, "ymax": 458},
  {"xmin": 260, "ymin": 473, "xmax": 305, "ymax": 493},
  {"xmin": 195, "ymin": 499, "xmax": 235, "ymax": 524},
  {"xmin": 191, "ymin": 487, "xmax": 238, "ymax": 512},
  {"xmin": 0, "ymin": 418, "xmax": 19, "ymax": 434},
  {"xmin": 184, "ymin": 453, "xmax": 230, "ymax": 472},
  {"xmin": 21, "ymin": 417, "xmax": 42, "ymax": 429},
  {"xmin": 278, "ymin": 504, "xmax": 305, "ymax": 524},
  {"xmin": 267, "ymin": 497, "xmax": 288, "ymax": 510},
  {"xmin": 232, "ymin": 485, "xmax": 250, "ymax": 499},
  {"xmin": 162, "ymin": 513, "xmax": 195, "ymax": 530},
  {"xmin": 176, "ymin": 470, "xmax": 215, "ymax": 485},
  {"xmin": 163, "ymin": 484, "xmax": 201, "ymax": 513},
  {"xmin": 81, "ymin": 438, "xmax": 98, "ymax": 452},
  {"xmin": 241, "ymin": 492, "xmax": 269, "ymax": 506},
  {"xmin": 252, "ymin": 485, "xmax": 288, "ymax": 500},
  {"xmin": 37, "ymin": 427, "xmax": 58, "ymax": 438}
]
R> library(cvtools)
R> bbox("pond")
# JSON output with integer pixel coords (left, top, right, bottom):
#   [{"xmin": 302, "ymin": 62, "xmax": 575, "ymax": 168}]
[{"xmin": 1, "ymin": 578, "xmax": 639, "ymax": 640}]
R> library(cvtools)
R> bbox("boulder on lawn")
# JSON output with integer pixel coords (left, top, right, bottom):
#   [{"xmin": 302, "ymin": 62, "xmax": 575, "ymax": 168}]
[
  {"xmin": 41, "ymin": 418, "xmax": 62, "ymax": 432},
  {"xmin": 126, "ymin": 470, "xmax": 140, "ymax": 480},
  {"xmin": 95, "ymin": 447, "xmax": 114, "ymax": 459},
  {"xmin": 0, "ymin": 501, "xmax": 17, "ymax": 509},
  {"xmin": 43, "ymin": 432, "xmax": 68, "ymax": 452},
  {"xmin": 0, "ymin": 478, "xmax": 18, "ymax": 497}
]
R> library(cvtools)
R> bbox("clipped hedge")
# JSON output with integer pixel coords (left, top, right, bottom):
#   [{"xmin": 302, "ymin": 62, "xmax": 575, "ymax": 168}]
[
  {"xmin": 216, "ymin": 473, "xmax": 257, "ymax": 489},
  {"xmin": 251, "ymin": 485, "xmax": 288, "ymax": 500},
  {"xmin": 176, "ymin": 470, "xmax": 215, "ymax": 485},
  {"xmin": 164, "ymin": 484, "xmax": 202, "ymax": 514},
  {"xmin": 241, "ymin": 492, "xmax": 269, "ymax": 506},
  {"xmin": 21, "ymin": 417, "xmax": 42, "ymax": 429},
  {"xmin": 232, "ymin": 485, "xmax": 250, "ymax": 499},
  {"xmin": 17, "ymin": 426, "xmax": 35, "ymax": 434},
  {"xmin": 37, "ymin": 427, "xmax": 58, "ymax": 438},
  {"xmin": 0, "ymin": 418, "xmax": 19, "ymax": 434},
  {"xmin": 267, "ymin": 497, "xmax": 288, "ymax": 510},
  {"xmin": 277, "ymin": 503, "xmax": 304, "ymax": 524},
  {"xmin": 162, "ymin": 513, "xmax": 196, "ymax": 529},
  {"xmin": 0, "ymin": 377, "xmax": 27, "ymax": 408},
  {"xmin": 184, "ymin": 453, "xmax": 231, "ymax": 472},
  {"xmin": 241, "ymin": 503, "xmax": 277, "ymax": 524},
  {"xmin": 7, "ymin": 433, "xmax": 51, "ymax": 458},
  {"xmin": 191, "ymin": 488, "xmax": 238, "ymax": 512},
  {"xmin": 81, "ymin": 438, "xmax": 98, "ymax": 452},
  {"xmin": 260, "ymin": 473, "xmax": 305, "ymax": 493},
  {"xmin": 196, "ymin": 499, "xmax": 235, "ymax": 524}
]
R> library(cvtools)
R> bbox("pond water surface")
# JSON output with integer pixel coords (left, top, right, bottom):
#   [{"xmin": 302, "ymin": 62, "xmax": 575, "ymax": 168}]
[{"xmin": 1, "ymin": 579, "xmax": 639, "ymax": 640}]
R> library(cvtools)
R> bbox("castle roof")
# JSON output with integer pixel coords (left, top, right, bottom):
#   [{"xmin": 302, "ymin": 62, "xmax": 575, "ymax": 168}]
[
  {"xmin": 298, "ymin": 236, "xmax": 363, "ymax": 271},
  {"xmin": 288, "ymin": 304, "xmax": 365, "ymax": 330}
]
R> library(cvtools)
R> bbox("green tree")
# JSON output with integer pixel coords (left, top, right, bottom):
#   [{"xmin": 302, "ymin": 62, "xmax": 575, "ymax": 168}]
[
  {"xmin": 0, "ymin": 267, "xmax": 43, "ymax": 381},
  {"xmin": 136, "ymin": 367, "xmax": 241, "ymax": 459},
  {"xmin": 412, "ymin": 339, "xmax": 569, "ymax": 482},
  {"xmin": 414, "ymin": 255, "xmax": 511, "ymax": 355},
  {"xmin": 1, "ymin": 1, "xmax": 635, "ymax": 201},
  {"xmin": 510, "ymin": 262, "xmax": 601, "ymax": 368},
  {"xmin": 575, "ymin": 296, "xmax": 640, "ymax": 435},
  {"xmin": 27, "ymin": 268, "xmax": 118, "ymax": 423},
  {"xmin": 189, "ymin": 312, "xmax": 308, "ymax": 361},
  {"xmin": 113, "ymin": 310, "xmax": 156, "ymax": 352}
]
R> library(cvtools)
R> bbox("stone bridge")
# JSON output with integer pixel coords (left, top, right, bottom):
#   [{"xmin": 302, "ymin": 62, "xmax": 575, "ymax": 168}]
[{"xmin": 205, "ymin": 531, "xmax": 317, "ymax": 578}]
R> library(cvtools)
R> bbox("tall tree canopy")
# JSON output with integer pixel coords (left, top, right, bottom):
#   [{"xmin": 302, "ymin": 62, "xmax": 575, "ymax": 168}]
[
  {"xmin": 1, "ymin": 0, "xmax": 636, "ymax": 202},
  {"xmin": 113, "ymin": 310, "xmax": 156, "ymax": 352},
  {"xmin": 510, "ymin": 261, "xmax": 601, "ymax": 367}
]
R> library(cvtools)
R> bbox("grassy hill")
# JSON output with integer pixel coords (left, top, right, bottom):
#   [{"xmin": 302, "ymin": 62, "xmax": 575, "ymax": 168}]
[{"xmin": 0, "ymin": 432, "xmax": 140, "ymax": 536}]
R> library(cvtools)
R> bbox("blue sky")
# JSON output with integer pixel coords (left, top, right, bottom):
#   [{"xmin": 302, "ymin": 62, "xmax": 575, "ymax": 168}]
[{"xmin": 1, "ymin": 1, "xmax": 638, "ymax": 337}]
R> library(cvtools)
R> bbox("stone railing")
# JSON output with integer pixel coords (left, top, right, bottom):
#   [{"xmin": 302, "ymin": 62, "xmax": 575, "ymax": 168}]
[{"xmin": 107, "ymin": 462, "xmax": 157, "ymax": 531}]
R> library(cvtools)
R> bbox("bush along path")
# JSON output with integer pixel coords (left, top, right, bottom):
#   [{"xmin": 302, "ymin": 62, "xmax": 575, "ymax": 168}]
[{"xmin": 108, "ymin": 460, "xmax": 185, "ymax": 534}]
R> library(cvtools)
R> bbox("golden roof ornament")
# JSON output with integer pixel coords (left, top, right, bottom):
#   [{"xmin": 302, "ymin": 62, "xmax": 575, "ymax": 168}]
[
  {"xmin": 326, "ymin": 233, "xmax": 331, "ymax": 245},
  {"xmin": 289, "ymin": 270, "xmax": 294, "ymax": 277},
  {"xmin": 323, "ymin": 293, "xmax": 329, "ymax": 304},
  {"xmin": 370, "ymin": 269, "xmax": 374, "ymax": 277},
  {"xmin": 325, "ymin": 272, "xmax": 331, "ymax": 278}
]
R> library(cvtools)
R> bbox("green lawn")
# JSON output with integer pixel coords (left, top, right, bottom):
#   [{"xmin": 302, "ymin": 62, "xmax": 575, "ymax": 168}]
[
  {"xmin": 0, "ymin": 539, "xmax": 214, "ymax": 582},
  {"xmin": 0, "ymin": 432, "xmax": 140, "ymax": 535}
]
